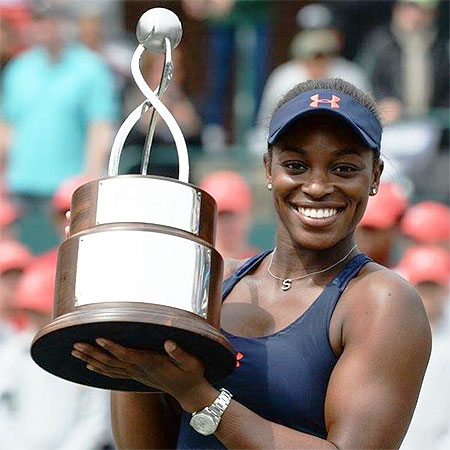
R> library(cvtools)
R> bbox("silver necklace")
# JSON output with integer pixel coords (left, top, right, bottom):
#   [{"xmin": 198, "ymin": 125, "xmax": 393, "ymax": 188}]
[{"xmin": 267, "ymin": 244, "xmax": 358, "ymax": 291}]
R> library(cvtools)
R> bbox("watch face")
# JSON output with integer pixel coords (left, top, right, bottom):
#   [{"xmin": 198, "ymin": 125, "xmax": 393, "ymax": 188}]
[{"xmin": 190, "ymin": 413, "xmax": 217, "ymax": 435}]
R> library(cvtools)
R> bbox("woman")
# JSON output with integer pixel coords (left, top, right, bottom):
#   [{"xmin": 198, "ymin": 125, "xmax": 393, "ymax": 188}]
[{"xmin": 72, "ymin": 78, "xmax": 431, "ymax": 449}]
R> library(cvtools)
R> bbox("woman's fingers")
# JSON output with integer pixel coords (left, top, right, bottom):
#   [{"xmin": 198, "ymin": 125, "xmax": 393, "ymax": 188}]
[
  {"xmin": 84, "ymin": 361, "xmax": 130, "ymax": 379},
  {"xmin": 72, "ymin": 343, "xmax": 127, "ymax": 370},
  {"xmin": 95, "ymin": 338, "xmax": 143, "ymax": 363},
  {"xmin": 86, "ymin": 366, "xmax": 129, "ymax": 379},
  {"xmin": 164, "ymin": 340, "xmax": 204, "ymax": 373}
]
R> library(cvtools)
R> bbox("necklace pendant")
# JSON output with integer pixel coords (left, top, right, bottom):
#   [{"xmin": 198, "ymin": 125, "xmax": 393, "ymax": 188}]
[{"xmin": 282, "ymin": 279, "xmax": 292, "ymax": 291}]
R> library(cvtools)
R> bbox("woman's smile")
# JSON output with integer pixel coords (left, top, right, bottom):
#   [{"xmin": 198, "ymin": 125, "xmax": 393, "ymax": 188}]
[
  {"xmin": 289, "ymin": 203, "xmax": 346, "ymax": 228},
  {"xmin": 265, "ymin": 113, "xmax": 382, "ymax": 249}
]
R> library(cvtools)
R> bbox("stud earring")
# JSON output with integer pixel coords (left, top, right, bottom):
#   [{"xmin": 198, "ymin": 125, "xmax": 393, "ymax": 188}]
[
  {"xmin": 267, "ymin": 183, "xmax": 272, "ymax": 191},
  {"xmin": 371, "ymin": 187, "xmax": 377, "ymax": 195}
]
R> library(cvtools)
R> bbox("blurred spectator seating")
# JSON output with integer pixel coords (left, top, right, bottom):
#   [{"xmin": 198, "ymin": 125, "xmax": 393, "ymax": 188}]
[
  {"xmin": 396, "ymin": 245, "xmax": 450, "ymax": 450},
  {"xmin": 0, "ymin": 195, "xmax": 20, "ymax": 241},
  {"xmin": 357, "ymin": 0, "xmax": 449, "ymax": 125},
  {"xmin": 0, "ymin": 252, "xmax": 115, "ymax": 450},
  {"xmin": 182, "ymin": 0, "xmax": 271, "ymax": 146},
  {"xmin": 0, "ymin": 239, "xmax": 32, "ymax": 335},
  {"xmin": 200, "ymin": 170, "xmax": 258, "ymax": 259},
  {"xmin": 249, "ymin": 3, "xmax": 371, "ymax": 155},
  {"xmin": 0, "ymin": 3, "xmax": 119, "ymax": 253},
  {"xmin": 356, "ymin": 182, "xmax": 409, "ymax": 267},
  {"xmin": 0, "ymin": 0, "xmax": 32, "ymax": 67},
  {"xmin": 401, "ymin": 201, "xmax": 450, "ymax": 247}
]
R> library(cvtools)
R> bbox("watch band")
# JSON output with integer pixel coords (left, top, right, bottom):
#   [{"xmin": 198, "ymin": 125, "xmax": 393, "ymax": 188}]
[
  {"xmin": 190, "ymin": 388, "xmax": 233, "ymax": 435},
  {"xmin": 207, "ymin": 388, "xmax": 233, "ymax": 419}
]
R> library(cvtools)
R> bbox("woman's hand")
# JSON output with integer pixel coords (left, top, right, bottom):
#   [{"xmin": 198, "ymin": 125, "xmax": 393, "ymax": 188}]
[{"xmin": 71, "ymin": 339, "xmax": 218, "ymax": 412}]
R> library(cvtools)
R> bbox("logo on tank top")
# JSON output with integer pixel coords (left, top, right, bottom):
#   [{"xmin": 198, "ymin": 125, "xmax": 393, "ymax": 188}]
[
  {"xmin": 236, "ymin": 351, "xmax": 244, "ymax": 368},
  {"xmin": 310, "ymin": 94, "xmax": 341, "ymax": 109}
]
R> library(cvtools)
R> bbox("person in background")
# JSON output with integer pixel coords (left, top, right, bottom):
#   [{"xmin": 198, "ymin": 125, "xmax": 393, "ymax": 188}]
[
  {"xmin": 75, "ymin": 7, "xmax": 134, "ymax": 95},
  {"xmin": 401, "ymin": 201, "xmax": 450, "ymax": 248},
  {"xmin": 0, "ymin": 195, "xmax": 20, "ymax": 241},
  {"xmin": 51, "ymin": 175, "xmax": 92, "ymax": 239},
  {"xmin": 27, "ymin": 175, "xmax": 92, "ymax": 288},
  {"xmin": 396, "ymin": 245, "xmax": 450, "ymax": 450},
  {"xmin": 0, "ymin": 255, "xmax": 115, "ymax": 450},
  {"xmin": 0, "ymin": 240, "xmax": 32, "ymax": 336},
  {"xmin": 256, "ymin": 4, "xmax": 370, "ymax": 132},
  {"xmin": 0, "ymin": 0, "xmax": 31, "ymax": 68},
  {"xmin": 0, "ymin": 2, "xmax": 119, "ymax": 253},
  {"xmin": 122, "ymin": 47, "xmax": 202, "ymax": 173},
  {"xmin": 356, "ymin": 182, "xmax": 408, "ymax": 267},
  {"xmin": 182, "ymin": 0, "xmax": 271, "ymax": 144},
  {"xmin": 77, "ymin": 12, "xmax": 103, "ymax": 53},
  {"xmin": 200, "ymin": 170, "xmax": 257, "ymax": 259},
  {"xmin": 0, "ymin": 18, "xmax": 18, "ymax": 71},
  {"xmin": 357, "ymin": 0, "xmax": 449, "ymax": 125}
]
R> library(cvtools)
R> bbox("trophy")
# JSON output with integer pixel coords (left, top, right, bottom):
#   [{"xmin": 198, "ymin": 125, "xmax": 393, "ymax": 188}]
[{"xmin": 31, "ymin": 8, "xmax": 236, "ymax": 392}]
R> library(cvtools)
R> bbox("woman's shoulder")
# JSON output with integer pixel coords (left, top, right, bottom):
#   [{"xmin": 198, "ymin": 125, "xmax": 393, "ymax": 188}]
[
  {"xmin": 342, "ymin": 261, "xmax": 430, "ymax": 338},
  {"xmin": 353, "ymin": 261, "xmax": 420, "ymax": 303},
  {"xmin": 223, "ymin": 251, "xmax": 269, "ymax": 280},
  {"xmin": 223, "ymin": 258, "xmax": 246, "ymax": 279}
]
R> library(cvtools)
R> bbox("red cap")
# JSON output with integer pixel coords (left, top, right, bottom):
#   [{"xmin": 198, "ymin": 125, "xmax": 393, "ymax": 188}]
[
  {"xmin": 14, "ymin": 252, "xmax": 57, "ymax": 314},
  {"xmin": 0, "ymin": 240, "xmax": 33, "ymax": 274},
  {"xmin": 199, "ymin": 171, "xmax": 252, "ymax": 213},
  {"xmin": 396, "ymin": 245, "xmax": 450, "ymax": 286},
  {"xmin": 401, "ymin": 201, "xmax": 450, "ymax": 244},
  {"xmin": 52, "ymin": 175, "xmax": 91, "ymax": 213},
  {"xmin": 359, "ymin": 182, "xmax": 408, "ymax": 229},
  {"xmin": 0, "ymin": 198, "xmax": 19, "ymax": 227}
]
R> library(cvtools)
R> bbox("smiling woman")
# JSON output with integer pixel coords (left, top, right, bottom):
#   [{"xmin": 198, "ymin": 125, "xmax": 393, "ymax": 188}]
[{"xmin": 71, "ymin": 78, "xmax": 431, "ymax": 450}]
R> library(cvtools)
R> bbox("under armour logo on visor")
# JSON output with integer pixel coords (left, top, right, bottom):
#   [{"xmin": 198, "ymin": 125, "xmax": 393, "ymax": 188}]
[{"xmin": 310, "ymin": 94, "xmax": 341, "ymax": 108}]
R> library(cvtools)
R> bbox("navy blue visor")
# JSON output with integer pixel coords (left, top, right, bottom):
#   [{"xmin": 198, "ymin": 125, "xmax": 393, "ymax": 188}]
[{"xmin": 268, "ymin": 89, "xmax": 382, "ymax": 153}]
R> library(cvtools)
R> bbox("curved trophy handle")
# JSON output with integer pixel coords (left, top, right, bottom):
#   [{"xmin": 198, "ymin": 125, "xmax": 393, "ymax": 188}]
[
  {"xmin": 141, "ymin": 38, "xmax": 173, "ymax": 175},
  {"xmin": 108, "ymin": 8, "xmax": 189, "ymax": 183}
]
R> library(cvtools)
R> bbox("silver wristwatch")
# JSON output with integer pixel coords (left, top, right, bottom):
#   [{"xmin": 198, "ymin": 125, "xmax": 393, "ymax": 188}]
[{"xmin": 189, "ymin": 388, "xmax": 233, "ymax": 436}]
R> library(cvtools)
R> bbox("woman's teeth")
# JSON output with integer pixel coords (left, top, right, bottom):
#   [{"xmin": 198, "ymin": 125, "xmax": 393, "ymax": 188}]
[{"xmin": 298, "ymin": 207, "xmax": 338, "ymax": 219}]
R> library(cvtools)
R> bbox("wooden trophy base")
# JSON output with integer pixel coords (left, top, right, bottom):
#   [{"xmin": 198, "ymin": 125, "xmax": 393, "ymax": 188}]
[{"xmin": 31, "ymin": 303, "xmax": 236, "ymax": 392}]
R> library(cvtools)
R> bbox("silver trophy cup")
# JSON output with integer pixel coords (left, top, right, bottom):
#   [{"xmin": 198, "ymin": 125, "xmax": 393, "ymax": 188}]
[{"xmin": 31, "ymin": 8, "xmax": 236, "ymax": 392}]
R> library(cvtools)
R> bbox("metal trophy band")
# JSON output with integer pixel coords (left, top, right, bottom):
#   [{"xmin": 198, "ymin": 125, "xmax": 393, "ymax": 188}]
[{"xmin": 31, "ymin": 8, "xmax": 236, "ymax": 392}]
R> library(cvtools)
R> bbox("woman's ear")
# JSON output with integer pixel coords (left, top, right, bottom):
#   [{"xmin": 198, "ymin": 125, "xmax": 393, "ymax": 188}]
[
  {"xmin": 371, "ymin": 158, "xmax": 384, "ymax": 193},
  {"xmin": 263, "ymin": 151, "xmax": 272, "ymax": 188}
]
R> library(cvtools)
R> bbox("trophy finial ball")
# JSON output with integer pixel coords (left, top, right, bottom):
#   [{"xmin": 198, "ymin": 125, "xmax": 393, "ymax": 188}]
[{"xmin": 136, "ymin": 8, "xmax": 182, "ymax": 53}]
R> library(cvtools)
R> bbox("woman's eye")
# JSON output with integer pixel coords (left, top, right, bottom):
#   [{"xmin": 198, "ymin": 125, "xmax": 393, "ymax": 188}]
[
  {"xmin": 280, "ymin": 161, "xmax": 306, "ymax": 172},
  {"xmin": 333, "ymin": 165, "xmax": 359, "ymax": 174}
]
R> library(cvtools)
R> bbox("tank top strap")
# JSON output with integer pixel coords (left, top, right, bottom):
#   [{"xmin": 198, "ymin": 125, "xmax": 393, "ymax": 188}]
[
  {"xmin": 222, "ymin": 251, "xmax": 272, "ymax": 299},
  {"xmin": 329, "ymin": 253, "xmax": 372, "ymax": 292},
  {"xmin": 323, "ymin": 253, "xmax": 372, "ymax": 329}
]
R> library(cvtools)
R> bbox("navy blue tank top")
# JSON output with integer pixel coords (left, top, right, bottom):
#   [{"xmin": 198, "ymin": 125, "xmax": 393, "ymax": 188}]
[{"xmin": 176, "ymin": 251, "xmax": 372, "ymax": 449}]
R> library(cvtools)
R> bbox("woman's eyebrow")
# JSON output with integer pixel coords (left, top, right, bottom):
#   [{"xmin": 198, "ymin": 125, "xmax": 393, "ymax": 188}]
[
  {"xmin": 333, "ymin": 147, "xmax": 364, "ymax": 158},
  {"xmin": 279, "ymin": 146, "xmax": 307, "ymax": 155}
]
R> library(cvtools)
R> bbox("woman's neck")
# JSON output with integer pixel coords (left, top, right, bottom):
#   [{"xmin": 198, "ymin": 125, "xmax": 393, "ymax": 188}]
[{"xmin": 270, "ymin": 234, "xmax": 358, "ymax": 279}]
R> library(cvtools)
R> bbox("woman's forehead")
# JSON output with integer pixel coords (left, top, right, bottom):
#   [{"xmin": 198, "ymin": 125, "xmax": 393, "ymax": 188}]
[{"xmin": 274, "ymin": 114, "xmax": 369, "ymax": 149}]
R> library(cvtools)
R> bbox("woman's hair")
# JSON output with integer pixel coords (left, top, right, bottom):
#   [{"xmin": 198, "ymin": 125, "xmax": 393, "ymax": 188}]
[
  {"xmin": 275, "ymin": 78, "xmax": 380, "ymax": 121},
  {"xmin": 268, "ymin": 78, "xmax": 381, "ymax": 160}
]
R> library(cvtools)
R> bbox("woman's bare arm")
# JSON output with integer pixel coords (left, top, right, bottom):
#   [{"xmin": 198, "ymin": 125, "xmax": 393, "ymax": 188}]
[
  {"xmin": 108, "ymin": 259, "xmax": 239, "ymax": 449},
  {"xmin": 179, "ymin": 270, "xmax": 431, "ymax": 449},
  {"xmin": 111, "ymin": 392, "xmax": 181, "ymax": 449},
  {"xmin": 76, "ymin": 265, "xmax": 430, "ymax": 449}
]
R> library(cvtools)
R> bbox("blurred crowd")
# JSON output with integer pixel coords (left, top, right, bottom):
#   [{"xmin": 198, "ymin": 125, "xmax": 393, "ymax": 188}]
[{"xmin": 0, "ymin": 1, "xmax": 449, "ymax": 449}]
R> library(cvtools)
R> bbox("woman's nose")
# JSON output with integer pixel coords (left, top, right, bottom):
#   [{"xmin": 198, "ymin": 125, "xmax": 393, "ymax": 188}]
[{"xmin": 301, "ymin": 171, "xmax": 334, "ymax": 198}]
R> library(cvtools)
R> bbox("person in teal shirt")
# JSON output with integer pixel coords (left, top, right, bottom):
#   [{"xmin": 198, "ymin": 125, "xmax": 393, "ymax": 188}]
[{"xmin": 0, "ymin": 5, "xmax": 119, "ymax": 252}]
